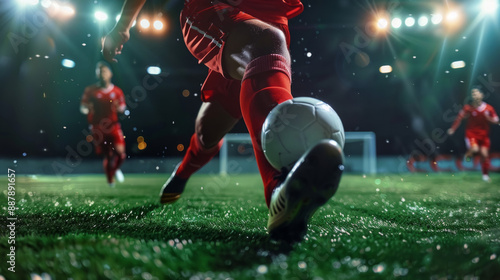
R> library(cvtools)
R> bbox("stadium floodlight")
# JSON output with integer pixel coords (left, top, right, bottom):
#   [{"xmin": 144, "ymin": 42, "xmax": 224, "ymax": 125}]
[
  {"xmin": 446, "ymin": 11, "xmax": 459, "ymax": 22},
  {"xmin": 377, "ymin": 18, "xmax": 388, "ymax": 30},
  {"xmin": 61, "ymin": 59, "xmax": 75, "ymax": 68},
  {"xmin": 94, "ymin": 11, "xmax": 108, "ymax": 21},
  {"xmin": 153, "ymin": 20, "xmax": 164, "ymax": 30},
  {"xmin": 147, "ymin": 66, "xmax": 161, "ymax": 75},
  {"xmin": 379, "ymin": 65, "xmax": 392, "ymax": 73},
  {"xmin": 405, "ymin": 17, "xmax": 415, "ymax": 27},
  {"xmin": 140, "ymin": 19, "xmax": 150, "ymax": 28},
  {"xmin": 451, "ymin": 60, "xmax": 466, "ymax": 69},
  {"xmin": 431, "ymin": 14, "xmax": 443, "ymax": 24},
  {"xmin": 391, "ymin": 17, "xmax": 402, "ymax": 28},
  {"xmin": 481, "ymin": 0, "xmax": 498, "ymax": 15},
  {"xmin": 418, "ymin": 16, "xmax": 428, "ymax": 26}
]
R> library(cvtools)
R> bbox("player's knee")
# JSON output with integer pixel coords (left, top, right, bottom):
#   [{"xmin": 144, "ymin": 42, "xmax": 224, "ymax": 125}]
[
  {"xmin": 250, "ymin": 27, "xmax": 288, "ymax": 58},
  {"xmin": 480, "ymin": 150, "xmax": 489, "ymax": 158}
]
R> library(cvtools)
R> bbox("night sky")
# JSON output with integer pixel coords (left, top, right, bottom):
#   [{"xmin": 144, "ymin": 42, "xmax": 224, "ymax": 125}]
[{"xmin": 1, "ymin": 0, "xmax": 500, "ymax": 161}]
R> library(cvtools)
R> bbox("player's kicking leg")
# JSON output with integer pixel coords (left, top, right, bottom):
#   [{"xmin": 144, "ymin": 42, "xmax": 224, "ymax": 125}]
[
  {"xmin": 222, "ymin": 20, "xmax": 343, "ymax": 240},
  {"xmin": 160, "ymin": 101, "xmax": 239, "ymax": 204},
  {"xmin": 267, "ymin": 140, "xmax": 343, "ymax": 241}
]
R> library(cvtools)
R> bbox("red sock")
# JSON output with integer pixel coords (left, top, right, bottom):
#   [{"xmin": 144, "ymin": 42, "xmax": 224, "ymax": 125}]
[
  {"xmin": 103, "ymin": 155, "xmax": 114, "ymax": 184},
  {"xmin": 110, "ymin": 152, "xmax": 126, "ymax": 176},
  {"xmin": 240, "ymin": 54, "xmax": 293, "ymax": 207},
  {"xmin": 481, "ymin": 157, "xmax": 490, "ymax": 175},
  {"xmin": 176, "ymin": 133, "xmax": 223, "ymax": 179}
]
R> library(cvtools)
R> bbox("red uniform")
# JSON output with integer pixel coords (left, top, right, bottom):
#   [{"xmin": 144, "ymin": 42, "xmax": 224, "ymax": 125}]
[
  {"xmin": 81, "ymin": 84, "xmax": 126, "ymax": 155},
  {"xmin": 451, "ymin": 102, "xmax": 499, "ymax": 149},
  {"xmin": 181, "ymin": 0, "xmax": 303, "ymax": 118}
]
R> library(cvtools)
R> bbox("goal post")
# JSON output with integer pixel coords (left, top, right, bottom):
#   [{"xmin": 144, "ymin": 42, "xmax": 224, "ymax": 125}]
[
  {"xmin": 344, "ymin": 131, "xmax": 377, "ymax": 175},
  {"xmin": 219, "ymin": 132, "xmax": 377, "ymax": 175}
]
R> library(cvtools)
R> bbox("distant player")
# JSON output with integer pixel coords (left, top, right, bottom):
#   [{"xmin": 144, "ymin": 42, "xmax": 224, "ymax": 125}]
[
  {"xmin": 448, "ymin": 87, "xmax": 499, "ymax": 182},
  {"xmin": 81, "ymin": 62, "xmax": 127, "ymax": 187},
  {"xmin": 103, "ymin": 0, "xmax": 343, "ymax": 240}
]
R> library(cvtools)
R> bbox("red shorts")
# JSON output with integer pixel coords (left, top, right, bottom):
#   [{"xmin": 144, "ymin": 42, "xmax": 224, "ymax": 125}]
[
  {"xmin": 91, "ymin": 123, "xmax": 125, "ymax": 155},
  {"xmin": 465, "ymin": 131, "xmax": 490, "ymax": 149},
  {"xmin": 180, "ymin": 0, "xmax": 291, "ymax": 119}
]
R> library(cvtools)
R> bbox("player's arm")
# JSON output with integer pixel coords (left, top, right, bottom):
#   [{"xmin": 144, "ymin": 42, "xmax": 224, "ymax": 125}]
[
  {"xmin": 80, "ymin": 87, "xmax": 93, "ymax": 115},
  {"xmin": 115, "ymin": 88, "xmax": 127, "ymax": 114},
  {"xmin": 447, "ymin": 106, "xmax": 468, "ymax": 135},
  {"xmin": 102, "ymin": 0, "xmax": 147, "ymax": 63},
  {"xmin": 486, "ymin": 107, "xmax": 500, "ymax": 125}
]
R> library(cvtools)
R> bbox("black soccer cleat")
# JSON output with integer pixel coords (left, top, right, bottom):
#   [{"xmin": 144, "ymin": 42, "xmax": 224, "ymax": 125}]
[
  {"xmin": 267, "ymin": 139, "xmax": 344, "ymax": 241},
  {"xmin": 159, "ymin": 163, "xmax": 188, "ymax": 204}
]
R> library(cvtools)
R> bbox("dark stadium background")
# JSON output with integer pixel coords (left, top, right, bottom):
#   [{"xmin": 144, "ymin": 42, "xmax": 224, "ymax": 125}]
[{"xmin": 1, "ymin": 0, "xmax": 499, "ymax": 161}]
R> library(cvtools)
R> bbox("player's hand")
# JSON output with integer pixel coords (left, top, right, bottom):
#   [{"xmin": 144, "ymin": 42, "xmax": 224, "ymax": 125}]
[
  {"xmin": 102, "ymin": 28, "xmax": 130, "ymax": 63},
  {"xmin": 447, "ymin": 128, "xmax": 455, "ymax": 135}
]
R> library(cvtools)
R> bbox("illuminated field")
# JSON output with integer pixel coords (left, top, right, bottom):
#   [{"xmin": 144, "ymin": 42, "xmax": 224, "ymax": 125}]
[{"xmin": 1, "ymin": 173, "xmax": 499, "ymax": 279}]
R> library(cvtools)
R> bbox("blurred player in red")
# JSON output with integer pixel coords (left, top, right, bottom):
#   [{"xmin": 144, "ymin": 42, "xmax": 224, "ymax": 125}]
[
  {"xmin": 81, "ymin": 62, "xmax": 127, "ymax": 187},
  {"xmin": 103, "ymin": 0, "xmax": 343, "ymax": 240},
  {"xmin": 448, "ymin": 87, "xmax": 500, "ymax": 182}
]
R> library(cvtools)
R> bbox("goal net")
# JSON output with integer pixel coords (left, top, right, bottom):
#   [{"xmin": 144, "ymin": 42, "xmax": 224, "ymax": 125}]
[{"xmin": 219, "ymin": 132, "xmax": 376, "ymax": 175}]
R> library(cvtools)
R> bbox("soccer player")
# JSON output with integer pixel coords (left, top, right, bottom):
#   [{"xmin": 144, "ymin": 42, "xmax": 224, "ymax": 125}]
[
  {"xmin": 103, "ymin": 0, "xmax": 343, "ymax": 240},
  {"xmin": 81, "ymin": 62, "xmax": 127, "ymax": 187},
  {"xmin": 447, "ymin": 87, "xmax": 499, "ymax": 182}
]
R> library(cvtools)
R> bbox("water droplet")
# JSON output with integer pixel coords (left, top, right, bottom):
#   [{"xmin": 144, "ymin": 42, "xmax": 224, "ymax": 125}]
[
  {"xmin": 373, "ymin": 263, "xmax": 386, "ymax": 273},
  {"xmin": 298, "ymin": 261, "xmax": 307, "ymax": 269},
  {"xmin": 257, "ymin": 265, "xmax": 268, "ymax": 274}
]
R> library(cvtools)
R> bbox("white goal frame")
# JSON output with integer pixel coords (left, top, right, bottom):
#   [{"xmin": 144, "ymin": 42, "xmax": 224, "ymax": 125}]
[{"xmin": 220, "ymin": 132, "xmax": 377, "ymax": 175}]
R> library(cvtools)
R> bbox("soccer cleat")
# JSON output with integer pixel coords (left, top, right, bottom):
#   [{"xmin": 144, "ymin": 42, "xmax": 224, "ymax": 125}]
[
  {"xmin": 267, "ymin": 139, "xmax": 344, "ymax": 241},
  {"xmin": 160, "ymin": 163, "xmax": 188, "ymax": 204},
  {"xmin": 108, "ymin": 182, "xmax": 116, "ymax": 188},
  {"xmin": 482, "ymin": 174, "xmax": 491, "ymax": 183},
  {"xmin": 115, "ymin": 169, "xmax": 125, "ymax": 183}
]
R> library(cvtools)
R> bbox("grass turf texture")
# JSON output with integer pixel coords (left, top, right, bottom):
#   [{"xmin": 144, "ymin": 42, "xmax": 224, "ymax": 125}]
[{"xmin": 1, "ymin": 173, "xmax": 499, "ymax": 280}]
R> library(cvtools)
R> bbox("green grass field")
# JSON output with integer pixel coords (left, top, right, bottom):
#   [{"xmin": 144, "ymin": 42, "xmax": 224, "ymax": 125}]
[{"xmin": 1, "ymin": 172, "xmax": 500, "ymax": 280}]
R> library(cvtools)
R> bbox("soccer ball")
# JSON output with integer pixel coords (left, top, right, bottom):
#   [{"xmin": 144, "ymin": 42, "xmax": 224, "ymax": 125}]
[{"xmin": 261, "ymin": 97, "xmax": 345, "ymax": 171}]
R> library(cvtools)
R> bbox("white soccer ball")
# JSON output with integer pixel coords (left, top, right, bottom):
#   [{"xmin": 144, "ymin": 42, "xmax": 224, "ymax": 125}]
[{"xmin": 261, "ymin": 97, "xmax": 345, "ymax": 171}]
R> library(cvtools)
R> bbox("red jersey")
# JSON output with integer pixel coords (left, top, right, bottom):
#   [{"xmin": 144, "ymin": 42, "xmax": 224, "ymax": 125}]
[
  {"xmin": 451, "ymin": 102, "xmax": 499, "ymax": 137},
  {"xmin": 81, "ymin": 84, "xmax": 125, "ymax": 125},
  {"xmin": 217, "ymin": 0, "xmax": 303, "ymax": 25}
]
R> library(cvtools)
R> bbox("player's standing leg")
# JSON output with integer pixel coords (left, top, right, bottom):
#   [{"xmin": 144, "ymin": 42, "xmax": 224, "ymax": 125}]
[
  {"xmin": 112, "ymin": 143, "xmax": 126, "ymax": 183},
  {"xmin": 160, "ymin": 101, "xmax": 239, "ymax": 204},
  {"xmin": 480, "ymin": 145, "xmax": 491, "ymax": 182},
  {"xmin": 103, "ymin": 147, "xmax": 116, "ymax": 187}
]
